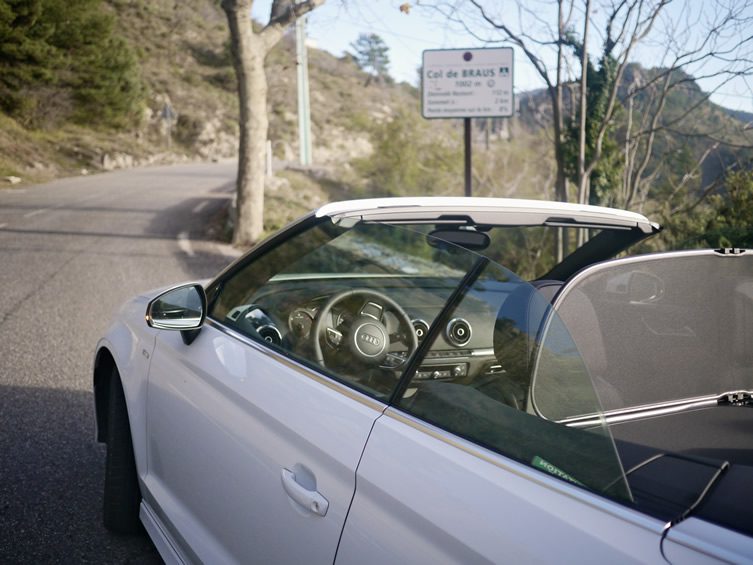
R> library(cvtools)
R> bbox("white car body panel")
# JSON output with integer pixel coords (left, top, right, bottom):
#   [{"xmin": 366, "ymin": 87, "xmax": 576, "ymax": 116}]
[
  {"xmin": 337, "ymin": 408, "xmax": 668, "ymax": 564},
  {"xmin": 140, "ymin": 501, "xmax": 187, "ymax": 565},
  {"xmin": 664, "ymin": 519, "xmax": 753, "ymax": 564},
  {"xmin": 95, "ymin": 293, "xmax": 158, "ymax": 476},
  {"xmin": 317, "ymin": 197, "xmax": 657, "ymax": 233},
  {"xmin": 143, "ymin": 319, "xmax": 384, "ymax": 564}
]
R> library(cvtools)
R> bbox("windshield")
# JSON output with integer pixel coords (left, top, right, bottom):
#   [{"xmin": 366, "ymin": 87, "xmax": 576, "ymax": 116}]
[
  {"xmin": 386, "ymin": 223, "xmax": 609, "ymax": 281},
  {"xmin": 271, "ymin": 226, "xmax": 467, "ymax": 279},
  {"xmin": 267, "ymin": 219, "xmax": 638, "ymax": 282}
]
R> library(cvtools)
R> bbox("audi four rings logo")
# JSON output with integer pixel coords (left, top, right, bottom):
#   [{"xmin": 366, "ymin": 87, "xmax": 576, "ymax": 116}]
[{"xmin": 359, "ymin": 333, "xmax": 381, "ymax": 347}]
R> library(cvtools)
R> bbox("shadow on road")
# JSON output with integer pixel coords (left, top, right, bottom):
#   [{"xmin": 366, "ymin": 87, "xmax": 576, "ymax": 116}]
[
  {"xmin": 0, "ymin": 385, "xmax": 162, "ymax": 564},
  {"xmin": 145, "ymin": 189, "xmax": 239, "ymax": 278}
]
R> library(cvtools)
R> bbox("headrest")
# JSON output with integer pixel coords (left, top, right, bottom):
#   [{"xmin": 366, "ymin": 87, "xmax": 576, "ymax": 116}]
[{"xmin": 493, "ymin": 282, "xmax": 558, "ymax": 378}]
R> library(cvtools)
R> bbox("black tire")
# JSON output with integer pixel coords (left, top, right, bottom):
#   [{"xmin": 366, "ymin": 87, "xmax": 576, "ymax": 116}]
[{"xmin": 103, "ymin": 367, "xmax": 142, "ymax": 534}]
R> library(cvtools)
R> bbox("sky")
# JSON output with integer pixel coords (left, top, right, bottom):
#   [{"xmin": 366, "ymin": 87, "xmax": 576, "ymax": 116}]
[{"xmin": 251, "ymin": 0, "xmax": 753, "ymax": 114}]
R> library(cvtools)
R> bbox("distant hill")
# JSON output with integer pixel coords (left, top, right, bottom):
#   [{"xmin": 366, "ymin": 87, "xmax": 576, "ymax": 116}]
[
  {"xmin": 724, "ymin": 108, "xmax": 753, "ymax": 125},
  {"xmin": 0, "ymin": 0, "xmax": 557, "ymax": 226},
  {"xmin": 517, "ymin": 63, "xmax": 753, "ymax": 195},
  {"xmin": 0, "ymin": 0, "xmax": 429, "ymax": 182}
]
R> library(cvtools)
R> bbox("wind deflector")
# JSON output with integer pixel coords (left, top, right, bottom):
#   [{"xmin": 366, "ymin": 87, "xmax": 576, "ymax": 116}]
[
  {"xmin": 552, "ymin": 249, "xmax": 753, "ymax": 415},
  {"xmin": 547, "ymin": 249, "xmax": 753, "ymax": 535}
]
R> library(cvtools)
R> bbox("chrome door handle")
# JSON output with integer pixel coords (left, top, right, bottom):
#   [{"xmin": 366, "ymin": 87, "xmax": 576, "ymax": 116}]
[{"xmin": 280, "ymin": 468, "xmax": 329, "ymax": 517}]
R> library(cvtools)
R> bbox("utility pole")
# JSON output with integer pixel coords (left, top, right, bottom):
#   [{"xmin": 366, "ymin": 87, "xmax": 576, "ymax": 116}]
[{"xmin": 296, "ymin": 8, "xmax": 312, "ymax": 166}]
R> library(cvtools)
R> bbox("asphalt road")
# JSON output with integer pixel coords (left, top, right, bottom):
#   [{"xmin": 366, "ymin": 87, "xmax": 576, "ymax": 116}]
[{"xmin": 0, "ymin": 162, "xmax": 242, "ymax": 563}]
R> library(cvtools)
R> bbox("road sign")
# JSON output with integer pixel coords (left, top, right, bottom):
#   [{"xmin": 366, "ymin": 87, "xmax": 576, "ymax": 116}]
[{"xmin": 422, "ymin": 47, "xmax": 514, "ymax": 119}]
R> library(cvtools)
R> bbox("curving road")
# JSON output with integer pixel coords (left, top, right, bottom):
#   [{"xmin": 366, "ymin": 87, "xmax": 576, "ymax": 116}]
[{"xmin": 0, "ymin": 162, "xmax": 242, "ymax": 563}]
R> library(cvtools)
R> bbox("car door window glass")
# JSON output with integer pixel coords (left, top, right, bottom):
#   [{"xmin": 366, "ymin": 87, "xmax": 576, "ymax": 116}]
[{"xmin": 208, "ymin": 221, "xmax": 476, "ymax": 400}]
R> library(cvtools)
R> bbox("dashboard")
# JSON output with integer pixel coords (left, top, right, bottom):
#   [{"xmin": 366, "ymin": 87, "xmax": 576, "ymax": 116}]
[{"xmin": 221, "ymin": 276, "xmax": 514, "ymax": 387}]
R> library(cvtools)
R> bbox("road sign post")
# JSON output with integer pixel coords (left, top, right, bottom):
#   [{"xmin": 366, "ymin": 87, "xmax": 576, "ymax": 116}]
[
  {"xmin": 464, "ymin": 118, "xmax": 471, "ymax": 197},
  {"xmin": 421, "ymin": 48, "xmax": 514, "ymax": 196}
]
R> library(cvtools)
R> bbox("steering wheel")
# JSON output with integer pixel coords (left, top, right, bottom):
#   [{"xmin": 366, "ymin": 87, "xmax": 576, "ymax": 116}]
[{"xmin": 312, "ymin": 289, "xmax": 419, "ymax": 369}]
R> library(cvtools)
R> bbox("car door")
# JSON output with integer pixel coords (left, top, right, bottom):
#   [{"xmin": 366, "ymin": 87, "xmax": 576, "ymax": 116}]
[
  {"xmin": 336, "ymin": 260, "xmax": 669, "ymax": 564},
  {"xmin": 142, "ymin": 219, "xmax": 469, "ymax": 563},
  {"xmin": 144, "ymin": 322, "xmax": 383, "ymax": 564}
]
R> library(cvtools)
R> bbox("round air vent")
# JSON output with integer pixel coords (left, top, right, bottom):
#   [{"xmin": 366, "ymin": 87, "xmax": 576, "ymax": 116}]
[
  {"xmin": 257, "ymin": 325, "xmax": 282, "ymax": 345},
  {"xmin": 446, "ymin": 318, "xmax": 472, "ymax": 347},
  {"xmin": 411, "ymin": 319, "xmax": 430, "ymax": 342}
]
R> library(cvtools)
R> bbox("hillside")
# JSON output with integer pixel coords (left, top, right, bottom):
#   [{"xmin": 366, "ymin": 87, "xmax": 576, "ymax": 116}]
[
  {"xmin": 518, "ymin": 64, "xmax": 753, "ymax": 196},
  {"xmin": 2, "ymin": 1, "xmax": 752, "ymax": 238},
  {"xmin": 0, "ymin": 0, "xmax": 558, "ymax": 232},
  {"xmin": 723, "ymin": 108, "xmax": 753, "ymax": 126},
  {"xmin": 0, "ymin": 0, "xmax": 236, "ymax": 183}
]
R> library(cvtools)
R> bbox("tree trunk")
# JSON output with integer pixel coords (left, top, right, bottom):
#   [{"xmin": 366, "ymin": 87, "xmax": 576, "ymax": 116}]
[
  {"xmin": 223, "ymin": 0, "xmax": 268, "ymax": 246},
  {"xmin": 222, "ymin": 0, "xmax": 324, "ymax": 247},
  {"xmin": 234, "ymin": 45, "xmax": 269, "ymax": 247},
  {"xmin": 552, "ymin": 90, "xmax": 567, "ymax": 202},
  {"xmin": 553, "ymin": 1, "xmax": 567, "ymax": 205},
  {"xmin": 236, "ymin": 48, "xmax": 269, "ymax": 247},
  {"xmin": 553, "ymin": 0, "xmax": 568, "ymax": 262}
]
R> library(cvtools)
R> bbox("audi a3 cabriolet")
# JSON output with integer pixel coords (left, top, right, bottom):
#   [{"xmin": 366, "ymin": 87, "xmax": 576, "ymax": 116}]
[{"xmin": 93, "ymin": 197, "xmax": 753, "ymax": 563}]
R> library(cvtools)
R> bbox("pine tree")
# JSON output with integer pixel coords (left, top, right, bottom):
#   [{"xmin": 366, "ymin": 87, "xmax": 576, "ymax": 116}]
[
  {"xmin": 0, "ymin": 0, "xmax": 144, "ymax": 128},
  {"xmin": 349, "ymin": 33, "xmax": 390, "ymax": 86}
]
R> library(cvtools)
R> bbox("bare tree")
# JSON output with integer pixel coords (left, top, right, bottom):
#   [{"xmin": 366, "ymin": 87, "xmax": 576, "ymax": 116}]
[
  {"xmin": 619, "ymin": 1, "xmax": 753, "ymax": 209},
  {"xmin": 222, "ymin": 0, "xmax": 324, "ymax": 247},
  {"xmin": 418, "ymin": 0, "xmax": 753, "ymax": 210}
]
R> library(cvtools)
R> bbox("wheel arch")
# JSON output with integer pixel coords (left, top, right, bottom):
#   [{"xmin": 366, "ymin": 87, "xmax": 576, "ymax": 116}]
[{"xmin": 94, "ymin": 347, "xmax": 117, "ymax": 443}]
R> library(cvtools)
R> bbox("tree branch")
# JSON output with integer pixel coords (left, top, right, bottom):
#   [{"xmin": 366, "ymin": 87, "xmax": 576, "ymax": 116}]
[
  {"xmin": 261, "ymin": 0, "xmax": 325, "ymax": 52},
  {"xmin": 467, "ymin": 0, "xmax": 555, "ymax": 89}
]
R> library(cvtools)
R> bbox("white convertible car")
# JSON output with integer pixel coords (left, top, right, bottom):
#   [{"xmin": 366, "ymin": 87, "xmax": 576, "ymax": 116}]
[{"xmin": 93, "ymin": 197, "xmax": 753, "ymax": 563}]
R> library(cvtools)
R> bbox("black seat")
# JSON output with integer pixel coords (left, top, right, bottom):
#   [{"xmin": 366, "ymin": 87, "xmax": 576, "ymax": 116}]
[{"xmin": 490, "ymin": 281, "xmax": 562, "ymax": 409}]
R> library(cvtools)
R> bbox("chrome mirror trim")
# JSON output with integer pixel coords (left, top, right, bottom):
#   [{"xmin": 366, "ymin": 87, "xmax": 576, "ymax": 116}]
[{"xmin": 146, "ymin": 283, "xmax": 207, "ymax": 331}]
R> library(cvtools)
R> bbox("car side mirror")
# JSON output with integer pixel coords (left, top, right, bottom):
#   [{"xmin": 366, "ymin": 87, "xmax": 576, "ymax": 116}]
[{"xmin": 146, "ymin": 284, "xmax": 207, "ymax": 344}]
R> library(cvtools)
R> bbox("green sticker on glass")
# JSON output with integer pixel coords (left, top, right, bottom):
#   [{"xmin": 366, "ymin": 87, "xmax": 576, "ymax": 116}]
[{"xmin": 531, "ymin": 455, "xmax": 585, "ymax": 487}]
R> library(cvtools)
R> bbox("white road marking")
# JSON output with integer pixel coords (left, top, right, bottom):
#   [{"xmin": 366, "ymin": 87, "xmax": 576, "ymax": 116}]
[
  {"xmin": 23, "ymin": 208, "xmax": 48, "ymax": 218},
  {"xmin": 192, "ymin": 201, "xmax": 209, "ymax": 214},
  {"xmin": 177, "ymin": 231, "xmax": 195, "ymax": 257},
  {"xmin": 16, "ymin": 193, "xmax": 107, "ymax": 221},
  {"xmin": 0, "ymin": 223, "xmax": 6, "ymax": 229}
]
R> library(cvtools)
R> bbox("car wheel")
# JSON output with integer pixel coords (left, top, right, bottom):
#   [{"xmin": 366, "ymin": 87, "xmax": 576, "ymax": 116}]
[{"xmin": 103, "ymin": 367, "xmax": 142, "ymax": 533}]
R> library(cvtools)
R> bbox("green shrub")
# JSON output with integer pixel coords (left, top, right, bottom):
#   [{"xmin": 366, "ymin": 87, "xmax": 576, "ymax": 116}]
[
  {"xmin": 0, "ymin": 0, "xmax": 145, "ymax": 128},
  {"xmin": 354, "ymin": 109, "xmax": 462, "ymax": 197}
]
